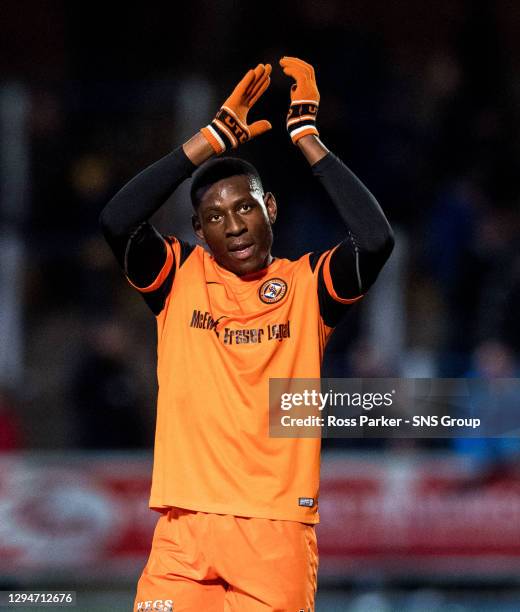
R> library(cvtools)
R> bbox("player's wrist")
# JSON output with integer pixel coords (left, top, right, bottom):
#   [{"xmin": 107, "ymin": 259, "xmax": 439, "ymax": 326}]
[
  {"xmin": 296, "ymin": 134, "xmax": 329, "ymax": 165},
  {"xmin": 200, "ymin": 107, "xmax": 249, "ymax": 155},
  {"xmin": 286, "ymin": 102, "xmax": 319, "ymax": 145},
  {"xmin": 295, "ymin": 133, "xmax": 320, "ymax": 147},
  {"xmin": 288, "ymin": 110, "xmax": 319, "ymax": 144},
  {"xmin": 183, "ymin": 132, "xmax": 216, "ymax": 166}
]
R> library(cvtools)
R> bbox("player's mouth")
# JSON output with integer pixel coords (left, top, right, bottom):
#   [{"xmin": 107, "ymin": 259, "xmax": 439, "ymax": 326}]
[{"xmin": 228, "ymin": 242, "xmax": 255, "ymax": 260}]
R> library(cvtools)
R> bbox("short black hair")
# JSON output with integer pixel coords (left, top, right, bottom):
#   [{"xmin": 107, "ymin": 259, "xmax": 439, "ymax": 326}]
[{"xmin": 190, "ymin": 157, "xmax": 263, "ymax": 210}]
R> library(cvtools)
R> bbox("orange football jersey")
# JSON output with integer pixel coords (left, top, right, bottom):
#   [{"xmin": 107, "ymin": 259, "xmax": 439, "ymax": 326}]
[{"xmin": 128, "ymin": 237, "xmax": 361, "ymax": 523}]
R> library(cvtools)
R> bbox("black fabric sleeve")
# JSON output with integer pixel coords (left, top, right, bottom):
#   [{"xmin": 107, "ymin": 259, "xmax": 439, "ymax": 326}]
[
  {"xmin": 311, "ymin": 152, "xmax": 394, "ymax": 326},
  {"xmin": 99, "ymin": 146, "xmax": 197, "ymax": 285}
]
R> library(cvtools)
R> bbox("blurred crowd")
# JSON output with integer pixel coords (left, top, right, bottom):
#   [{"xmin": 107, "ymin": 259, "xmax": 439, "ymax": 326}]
[{"xmin": 0, "ymin": 0, "xmax": 519, "ymax": 451}]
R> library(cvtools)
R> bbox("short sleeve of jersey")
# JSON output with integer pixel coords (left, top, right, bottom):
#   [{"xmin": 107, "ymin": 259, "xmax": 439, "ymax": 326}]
[
  {"xmin": 310, "ymin": 245, "xmax": 364, "ymax": 328},
  {"xmin": 125, "ymin": 232, "xmax": 194, "ymax": 316}
]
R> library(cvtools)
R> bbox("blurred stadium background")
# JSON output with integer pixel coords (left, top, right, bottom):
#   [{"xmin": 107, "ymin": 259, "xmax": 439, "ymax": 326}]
[{"xmin": 1, "ymin": 1, "xmax": 520, "ymax": 610}]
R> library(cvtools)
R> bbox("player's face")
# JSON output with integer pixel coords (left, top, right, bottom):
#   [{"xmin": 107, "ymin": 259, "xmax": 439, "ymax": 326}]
[{"xmin": 192, "ymin": 175, "xmax": 277, "ymax": 276}]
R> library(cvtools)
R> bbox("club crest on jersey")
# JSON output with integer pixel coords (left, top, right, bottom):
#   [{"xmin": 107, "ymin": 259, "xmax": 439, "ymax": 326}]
[{"xmin": 259, "ymin": 278, "xmax": 288, "ymax": 304}]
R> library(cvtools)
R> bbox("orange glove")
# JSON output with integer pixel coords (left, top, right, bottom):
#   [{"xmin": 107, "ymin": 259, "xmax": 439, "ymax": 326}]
[
  {"xmin": 201, "ymin": 63, "xmax": 272, "ymax": 154},
  {"xmin": 279, "ymin": 56, "xmax": 320, "ymax": 144}
]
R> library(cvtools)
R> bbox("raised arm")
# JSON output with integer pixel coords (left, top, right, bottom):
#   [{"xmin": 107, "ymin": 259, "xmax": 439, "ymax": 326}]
[
  {"xmin": 99, "ymin": 63, "xmax": 272, "ymax": 301},
  {"xmin": 280, "ymin": 56, "xmax": 394, "ymax": 322},
  {"xmin": 99, "ymin": 145, "xmax": 201, "ymax": 272},
  {"xmin": 301, "ymin": 136, "xmax": 394, "ymax": 298}
]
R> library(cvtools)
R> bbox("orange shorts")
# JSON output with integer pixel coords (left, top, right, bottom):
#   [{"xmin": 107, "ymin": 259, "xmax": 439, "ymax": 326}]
[{"xmin": 134, "ymin": 507, "xmax": 318, "ymax": 612}]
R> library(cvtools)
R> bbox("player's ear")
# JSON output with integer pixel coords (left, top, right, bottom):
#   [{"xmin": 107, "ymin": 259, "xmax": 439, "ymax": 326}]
[
  {"xmin": 264, "ymin": 192, "xmax": 277, "ymax": 225},
  {"xmin": 192, "ymin": 213, "xmax": 205, "ymax": 241}
]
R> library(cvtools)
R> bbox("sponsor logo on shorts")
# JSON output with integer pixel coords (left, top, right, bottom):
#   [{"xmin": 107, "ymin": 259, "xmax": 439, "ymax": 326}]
[
  {"xmin": 136, "ymin": 600, "xmax": 173, "ymax": 611},
  {"xmin": 298, "ymin": 497, "xmax": 315, "ymax": 507},
  {"xmin": 259, "ymin": 278, "xmax": 288, "ymax": 304}
]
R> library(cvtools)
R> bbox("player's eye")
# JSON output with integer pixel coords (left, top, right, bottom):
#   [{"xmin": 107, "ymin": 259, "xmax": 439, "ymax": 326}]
[
  {"xmin": 238, "ymin": 203, "xmax": 254, "ymax": 213},
  {"xmin": 208, "ymin": 213, "xmax": 222, "ymax": 222}
]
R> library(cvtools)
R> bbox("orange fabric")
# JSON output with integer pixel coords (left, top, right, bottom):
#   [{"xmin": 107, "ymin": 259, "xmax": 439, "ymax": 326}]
[
  {"xmin": 322, "ymin": 245, "xmax": 364, "ymax": 304},
  {"xmin": 287, "ymin": 114, "xmax": 319, "ymax": 127},
  {"xmin": 200, "ymin": 126, "xmax": 225, "ymax": 155},
  {"xmin": 132, "ymin": 240, "xmax": 349, "ymax": 524},
  {"xmin": 279, "ymin": 56, "xmax": 320, "ymax": 105},
  {"xmin": 200, "ymin": 63, "xmax": 272, "ymax": 153},
  {"xmin": 213, "ymin": 116, "xmax": 239, "ymax": 147},
  {"xmin": 221, "ymin": 63, "xmax": 272, "ymax": 136},
  {"xmin": 134, "ymin": 508, "xmax": 318, "ymax": 612},
  {"xmin": 291, "ymin": 125, "xmax": 320, "ymax": 144}
]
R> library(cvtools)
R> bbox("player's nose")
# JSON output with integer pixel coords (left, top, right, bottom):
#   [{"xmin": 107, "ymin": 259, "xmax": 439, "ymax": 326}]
[{"xmin": 224, "ymin": 213, "xmax": 247, "ymax": 236}]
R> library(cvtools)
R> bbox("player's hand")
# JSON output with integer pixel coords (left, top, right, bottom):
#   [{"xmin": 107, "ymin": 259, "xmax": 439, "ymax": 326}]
[
  {"xmin": 201, "ymin": 64, "xmax": 272, "ymax": 155},
  {"xmin": 279, "ymin": 56, "xmax": 320, "ymax": 144}
]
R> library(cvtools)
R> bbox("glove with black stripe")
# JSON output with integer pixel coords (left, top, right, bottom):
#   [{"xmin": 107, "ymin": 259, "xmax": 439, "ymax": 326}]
[
  {"xmin": 201, "ymin": 63, "xmax": 272, "ymax": 154},
  {"xmin": 279, "ymin": 56, "xmax": 320, "ymax": 144}
]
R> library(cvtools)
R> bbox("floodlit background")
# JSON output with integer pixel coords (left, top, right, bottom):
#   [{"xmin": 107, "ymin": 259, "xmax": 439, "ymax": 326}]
[{"xmin": 1, "ymin": 1, "xmax": 520, "ymax": 610}]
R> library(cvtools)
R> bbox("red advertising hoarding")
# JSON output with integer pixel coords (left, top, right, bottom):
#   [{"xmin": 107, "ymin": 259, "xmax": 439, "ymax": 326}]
[{"xmin": 0, "ymin": 452, "xmax": 519, "ymax": 581}]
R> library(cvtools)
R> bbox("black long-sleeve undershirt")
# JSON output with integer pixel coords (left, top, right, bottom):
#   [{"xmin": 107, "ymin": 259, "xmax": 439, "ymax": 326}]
[
  {"xmin": 99, "ymin": 146, "xmax": 394, "ymax": 318},
  {"xmin": 99, "ymin": 148, "xmax": 196, "ymax": 276},
  {"xmin": 311, "ymin": 152, "xmax": 394, "ymax": 299}
]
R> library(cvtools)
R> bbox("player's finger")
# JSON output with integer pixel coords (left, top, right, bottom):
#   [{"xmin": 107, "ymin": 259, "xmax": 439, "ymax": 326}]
[
  {"xmin": 245, "ymin": 64, "xmax": 266, "ymax": 95},
  {"xmin": 261, "ymin": 63, "xmax": 272, "ymax": 79},
  {"xmin": 282, "ymin": 56, "xmax": 314, "ymax": 73},
  {"xmin": 280, "ymin": 62, "xmax": 296, "ymax": 79},
  {"xmin": 247, "ymin": 65, "xmax": 271, "ymax": 102},
  {"xmin": 248, "ymin": 119, "xmax": 272, "ymax": 139},
  {"xmin": 248, "ymin": 76, "xmax": 271, "ymax": 107},
  {"xmin": 247, "ymin": 73, "xmax": 269, "ymax": 104},
  {"xmin": 234, "ymin": 68, "xmax": 256, "ymax": 96},
  {"xmin": 279, "ymin": 57, "xmax": 312, "ymax": 80},
  {"xmin": 246, "ymin": 64, "xmax": 269, "ymax": 96},
  {"xmin": 254, "ymin": 63, "xmax": 265, "ymax": 79},
  {"xmin": 279, "ymin": 59, "xmax": 305, "ymax": 81}
]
